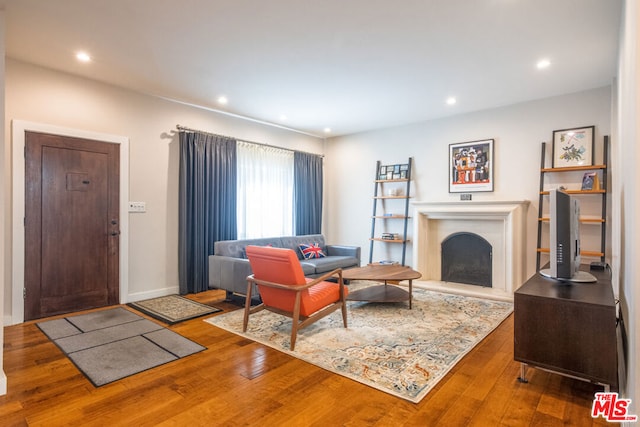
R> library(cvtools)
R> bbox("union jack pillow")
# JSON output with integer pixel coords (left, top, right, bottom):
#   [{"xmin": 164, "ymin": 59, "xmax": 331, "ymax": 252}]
[{"xmin": 298, "ymin": 243, "xmax": 326, "ymax": 259}]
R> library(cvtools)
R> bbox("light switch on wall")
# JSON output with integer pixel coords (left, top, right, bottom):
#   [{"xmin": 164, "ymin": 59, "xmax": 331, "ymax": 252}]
[{"xmin": 128, "ymin": 201, "xmax": 146, "ymax": 213}]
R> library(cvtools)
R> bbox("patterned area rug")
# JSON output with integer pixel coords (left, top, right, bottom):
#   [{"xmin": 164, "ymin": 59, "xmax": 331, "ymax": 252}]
[
  {"xmin": 128, "ymin": 294, "xmax": 221, "ymax": 324},
  {"xmin": 37, "ymin": 307, "xmax": 206, "ymax": 386},
  {"xmin": 204, "ymin": 284, "xmax": 513, "ymax": 403}
]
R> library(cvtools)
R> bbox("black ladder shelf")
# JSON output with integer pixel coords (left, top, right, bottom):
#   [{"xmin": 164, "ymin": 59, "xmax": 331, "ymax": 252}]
[
  {"xmin": 369, "ymin": 157, "xmax": 413, "ymax": 265},
  {"xmin": 535, "ymin": 137, "xmax": 609, "ymax": 271}
]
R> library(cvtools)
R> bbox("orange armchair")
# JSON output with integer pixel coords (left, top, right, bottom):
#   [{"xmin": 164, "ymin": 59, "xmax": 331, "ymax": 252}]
[{"xmin": 243, "ymin": 245, "xmax": 348, "ymax": 350}]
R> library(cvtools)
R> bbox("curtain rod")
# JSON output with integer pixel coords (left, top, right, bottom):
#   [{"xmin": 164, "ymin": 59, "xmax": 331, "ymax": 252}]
[{"xmin": 176, "ymin": 124, "xmax": 324, "ymax": 158}]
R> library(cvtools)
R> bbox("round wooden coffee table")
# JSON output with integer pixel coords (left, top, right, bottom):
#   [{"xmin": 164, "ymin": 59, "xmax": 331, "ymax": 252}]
[{"xmin": 342, "ymin": 264, "xmax": 422, "ymax": 309}]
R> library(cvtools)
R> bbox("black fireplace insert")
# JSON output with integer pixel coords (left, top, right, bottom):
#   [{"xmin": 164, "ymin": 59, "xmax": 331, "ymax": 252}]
[{"xmin": 441, "ymin": 232, "xmax": 492, "ymax": 287}]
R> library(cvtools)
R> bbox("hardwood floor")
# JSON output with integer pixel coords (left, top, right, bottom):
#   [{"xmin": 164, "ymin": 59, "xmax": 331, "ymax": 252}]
[{"xmin": 1, "ymin": 290, "xmax": 609, "ymax": 426}]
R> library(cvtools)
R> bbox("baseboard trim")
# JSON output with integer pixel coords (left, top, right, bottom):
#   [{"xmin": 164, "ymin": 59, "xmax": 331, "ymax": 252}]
[
  {"xmin": 0, "ymin": 370, "xmax": 7, "ymax": 396},
  {"xmin": 127, "ymin": 286, "xmax": 180, "ymax": 303}
]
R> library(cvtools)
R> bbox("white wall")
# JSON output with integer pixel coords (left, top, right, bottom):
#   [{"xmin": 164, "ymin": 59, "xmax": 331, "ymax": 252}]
[
  {"xmin": 324, "ymin": 86, "xmax": 613, "ymax": 279},
  {"xmin": 3, "ymin": 59, "xmax": 323, "ymax": 321},
  {"xmin": 0, "ymin": 9, "xmax": 8, "ymax": 395},
  {"xmin": 616, "ymin": 0, "xmax": 639, "ymax": 411}
]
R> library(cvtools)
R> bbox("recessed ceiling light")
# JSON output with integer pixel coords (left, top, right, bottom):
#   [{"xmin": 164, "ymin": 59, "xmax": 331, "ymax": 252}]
[
  {"xmin": 76, "ymin": 51, "xmax": 91, "ymax": 63},
  {"xmin": 537, "ymin": 59, "xmax": 551, "ymax": 69},
  {"xmin": 280, "ymin": 115, "xmax": 288, "ymax": 121},
  {"xmin": 217, "ymin": 96, "xmax": 228, "ymax": 105},
  {"xmin": 324, "ymin": 128, "xmax": 331, "ymax": 133},
  {"xmin": 446, "ymin": 97, "xmax": 457, "ymax": 105}
]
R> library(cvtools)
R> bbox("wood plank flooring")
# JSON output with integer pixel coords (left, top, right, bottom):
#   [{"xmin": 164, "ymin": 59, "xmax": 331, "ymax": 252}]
[{"xmin": 1, "ymin": 290, "xmax": 610, "ymax": 426}]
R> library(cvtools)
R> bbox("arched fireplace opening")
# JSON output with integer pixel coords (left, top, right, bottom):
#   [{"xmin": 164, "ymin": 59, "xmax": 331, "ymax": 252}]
[{"xmin": 441, "ymin": 232, "xmax": 492, "ymax": 287}]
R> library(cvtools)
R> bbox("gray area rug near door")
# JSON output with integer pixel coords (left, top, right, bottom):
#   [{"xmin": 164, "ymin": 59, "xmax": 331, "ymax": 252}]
[{"xmin": 37, "ymin": 307, "xmax": 206, "ymax": 386}]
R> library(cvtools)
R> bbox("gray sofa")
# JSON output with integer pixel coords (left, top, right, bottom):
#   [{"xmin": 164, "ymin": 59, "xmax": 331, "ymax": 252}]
[{"xmin": 209, "ymin": 234, "xmax": 361, "ymax": 298}]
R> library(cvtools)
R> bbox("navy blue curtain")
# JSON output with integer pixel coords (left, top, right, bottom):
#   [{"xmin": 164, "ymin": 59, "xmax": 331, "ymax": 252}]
[
  {"xmin": 293, "ymin": 152, "xmax": 323, "ymax": 235},
  {"xmin": 178, "ymin": 131, "xmax": 237, "ymax": 294}
]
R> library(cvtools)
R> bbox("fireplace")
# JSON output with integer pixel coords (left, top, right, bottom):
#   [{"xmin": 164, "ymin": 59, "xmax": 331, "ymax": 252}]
[
  {"xmin": 412, "ymin": 200, "xmax": 529, "ymax": 300},
  {"xmin": 441, "ymin": 232, "xmax": 492, "ymax": 287}
]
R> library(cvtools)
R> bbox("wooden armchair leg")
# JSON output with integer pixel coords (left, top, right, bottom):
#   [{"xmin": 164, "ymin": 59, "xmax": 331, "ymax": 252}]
[
  {"xmin": 341, "ymin": 302, "xmax": 348, "ymax": 328},
  {"xmin": 338, "ymin": 273, "xmax": 348, "ymax": 328},
  {"xmin": 242, "ymin": 280, "xmax": 254, "ymax": 332},
  {"xmin": 289, "ymin": 292, "xmax": 303, "ymax": 351}
]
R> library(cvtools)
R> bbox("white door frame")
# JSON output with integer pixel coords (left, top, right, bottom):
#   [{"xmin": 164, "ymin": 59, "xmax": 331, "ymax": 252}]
[{"xmin": 11, "ymin": 120, "xmax": 129, "ymax": 324}]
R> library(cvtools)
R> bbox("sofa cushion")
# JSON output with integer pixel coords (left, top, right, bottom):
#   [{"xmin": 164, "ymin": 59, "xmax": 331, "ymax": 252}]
[
  {"xmin": 240, "ymin": 243, "xmax": 273, "ymax": 259},
  {"xmin": 299, "ymin": 262, "xmax": 316, "ymax": 276},
  {"xmin": 301, "ymin": 255, "xmax": 359, "ymax": 275},
  {"xmin": 214, "ymin": 237, "xmax": 282, "ymax": 258},
  {"xmin": 298, "ymin": 243, "xmax": 326, "ymax": 259}
]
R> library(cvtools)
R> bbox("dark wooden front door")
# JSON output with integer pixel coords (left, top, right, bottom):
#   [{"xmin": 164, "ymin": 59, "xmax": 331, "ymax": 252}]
[{"xmin": 25, "ymin": 131, "xmax": 120, "ymax": 320}]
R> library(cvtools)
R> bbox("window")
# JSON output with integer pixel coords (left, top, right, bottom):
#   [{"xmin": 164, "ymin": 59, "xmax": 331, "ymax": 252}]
[{"xmin": 236, "ymin": 141, "xmax": 294, "ymax": 239}]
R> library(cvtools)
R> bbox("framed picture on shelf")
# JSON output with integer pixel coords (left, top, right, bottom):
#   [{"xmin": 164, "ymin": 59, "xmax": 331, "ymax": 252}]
[
  {"xmin": 552, "ymin": 125, "xmax": 594, "ymax": 167},
  {"xmin": 449, "ymin": 139, "xmax": 494, "ymax": 193},
  {"xmin": 378, "ymin": 165, "xmax": 387, "ymax": 180}
]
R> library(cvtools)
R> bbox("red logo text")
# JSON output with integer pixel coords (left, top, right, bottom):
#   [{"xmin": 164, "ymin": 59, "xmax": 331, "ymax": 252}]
[{"xmin": 591, "ymin": 392, "xmax": 637, "ymax": 422}]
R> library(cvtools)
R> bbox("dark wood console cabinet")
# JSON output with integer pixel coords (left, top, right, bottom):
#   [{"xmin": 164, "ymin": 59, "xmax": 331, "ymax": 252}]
[{"xmin": 514, "ymin": 266, "xmax": 617, "ymax": 390}]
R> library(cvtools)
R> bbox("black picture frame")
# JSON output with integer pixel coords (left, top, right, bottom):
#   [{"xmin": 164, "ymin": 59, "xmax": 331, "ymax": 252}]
[
  {"xmin": 552, "ymin": 125, "xmax": 594, "ymax": 168},
  {"xmin": 449, "ymin": 139, "xmax": 494, "ymax": 193}
]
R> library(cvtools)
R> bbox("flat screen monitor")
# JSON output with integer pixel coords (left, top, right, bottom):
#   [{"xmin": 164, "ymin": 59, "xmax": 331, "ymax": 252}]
[{"xmin": 539, "ymin": 189, "xmax": 596, "ymax": 283}]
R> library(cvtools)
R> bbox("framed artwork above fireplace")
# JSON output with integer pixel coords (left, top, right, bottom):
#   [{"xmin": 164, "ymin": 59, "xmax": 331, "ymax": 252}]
[{"xmin": 449, "ymin": 139, "xmax": 494, "ymax": 193}]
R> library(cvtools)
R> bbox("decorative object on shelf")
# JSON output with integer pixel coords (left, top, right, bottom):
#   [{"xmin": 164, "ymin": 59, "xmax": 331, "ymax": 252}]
[
  {"xmin": 449, "ymin": 139, "xmax": 494, "ymax": 193},
  {"xmin": 381, "ymin": 232, "xmax": 399, "ymax": 240},
  {"xmin": 378, "ymin": 165, "xmax": 387, "ymax": 180},
  {"xmin": 552, "ymin": 125, "xmax": 594, "ymax": 167},
  {"xmin": 378, "ymin": 163, "xmax": 410, "ymax": 181},
  {"xmin": 581, "ymin": 172, "xmax": 600, "ymax": 191},
  {"xmin": 386, "ymin": 188, "xmax": 403, "ymax": 196}
]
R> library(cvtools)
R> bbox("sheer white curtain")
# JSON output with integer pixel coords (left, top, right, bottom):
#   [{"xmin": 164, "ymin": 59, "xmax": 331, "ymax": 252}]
[{"xmin": 236, "ymin": 141, "xmax": 294, "ymax": 239}]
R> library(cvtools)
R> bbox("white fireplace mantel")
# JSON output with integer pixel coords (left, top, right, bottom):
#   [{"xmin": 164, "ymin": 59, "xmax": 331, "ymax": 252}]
[{"xmin": 412, "ymin": 200, "xmax": 530, "ymax": 299}]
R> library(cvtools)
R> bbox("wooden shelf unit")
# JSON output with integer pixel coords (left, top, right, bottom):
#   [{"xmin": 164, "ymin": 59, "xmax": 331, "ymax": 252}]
[
  {"xmin": 369, "ymin": 158, "xmax": 413, "ymax": 265},
  {"xmin": 539, "ymin": 189, "xmax": 606, "ymax": 195},
  {"xmin": 535, "ymin": 137, "xmax": 609, "ymax": 271},
  {"xmin": 536, "ymin": 247, "xmax": 605, "ymax": 258},
  {"xmin": 540, "ymin": 164, "xmax": 606, "ymax": 173}
]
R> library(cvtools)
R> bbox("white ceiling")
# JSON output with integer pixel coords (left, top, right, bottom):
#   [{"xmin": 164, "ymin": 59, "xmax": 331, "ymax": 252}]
[{"xmin": 3, "ymin": 0, "xmax": 622, "ymax": 137}]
